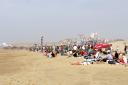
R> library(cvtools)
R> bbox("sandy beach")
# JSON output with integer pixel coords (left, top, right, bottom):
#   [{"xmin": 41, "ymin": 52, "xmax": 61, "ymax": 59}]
[
  {"xmin": 1, "ymin": 0, "xmax": 128, "ymax": 84},
  {"xmin": 0, "ymin": 49, "xmax": 128, "ymax": 85}
]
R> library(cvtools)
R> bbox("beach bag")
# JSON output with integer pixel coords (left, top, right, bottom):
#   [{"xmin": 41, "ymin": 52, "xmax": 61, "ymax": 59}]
[{"xmin": 108, "ymin": 60, "xmax": 115, "ymax": 64}]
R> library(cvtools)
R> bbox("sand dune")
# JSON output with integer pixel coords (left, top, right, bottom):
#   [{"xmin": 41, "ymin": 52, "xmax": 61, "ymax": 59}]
[{"xmin": 0, "ymin": 49, "xmax": 128, "ymax": 85}]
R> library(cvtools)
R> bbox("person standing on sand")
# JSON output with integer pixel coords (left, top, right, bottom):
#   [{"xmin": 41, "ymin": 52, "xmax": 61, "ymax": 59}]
[
  {"xmin": 126, "ymin": 47, "xmax": 128, "ymax": 55},
  {"xmin": 114, "ymin": 51, "xmax": 119, "ymax": 62},
  {"xmin": 60, "ymin": 45, "xmax": 64, "ymax": 56},
  {"xmin": 124, "ymin": 45, "xmax": 127, "ymax": 54},
  {"xmin": 73, "ymin": 45, "xmax": 78, "ymax": 57}
]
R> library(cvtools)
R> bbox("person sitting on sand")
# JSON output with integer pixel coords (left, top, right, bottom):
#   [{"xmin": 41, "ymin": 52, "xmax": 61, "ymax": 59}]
[
  {"xmin": 51, "ymin": 51, "xmax": 56, "ymax": 57},
  {"xmin": 95, "ymin": 50, "xmax": 102, "ymax": 61},
  {"xmin": 47, "ymin": 52, "xmax": 52, "ymax": 58},
  {"xmin": 67, "ymin": 50, "xmax": 73, "ymax": 57},
  {"xmin": 119, "ymin": 53, "xmax": 127, "ymax": 65},
  {"xmin": 106, "ymin": 51, "xmax": 115, "ymax": 64},
  {"xmin": 107, "ymin": 51, "xmax": 113, "ymax": 60}
]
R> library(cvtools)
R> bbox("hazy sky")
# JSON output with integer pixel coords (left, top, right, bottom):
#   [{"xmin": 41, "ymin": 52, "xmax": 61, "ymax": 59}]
[{"xmin": 0, "ymin": 0, "xmax": 128, "ymax": 43}]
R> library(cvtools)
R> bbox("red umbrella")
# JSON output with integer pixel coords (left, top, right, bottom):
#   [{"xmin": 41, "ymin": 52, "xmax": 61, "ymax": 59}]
[
  {"xmin": 94, "ymin": 43, "xmax": 112, "ymax": 49},
  {"xmin": 102, "ymin": 43, "xmax": 112, "ymax": 48}
]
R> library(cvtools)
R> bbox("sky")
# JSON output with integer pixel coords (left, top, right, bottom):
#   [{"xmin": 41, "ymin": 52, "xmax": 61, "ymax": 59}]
[{"xmin": 0, "ymin": 0, "xmax": 128, "ymax": 43}]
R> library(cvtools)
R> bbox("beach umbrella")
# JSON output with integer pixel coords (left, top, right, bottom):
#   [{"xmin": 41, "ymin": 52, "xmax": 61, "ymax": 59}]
[
  {"xmin": 94, "ymin": 44, "xmax": 102, "ymax": 49},
  {"xmin": 101, "ymin": 43, "xmax": 112, "ymax": 48},
  {"xmin": 94, "ymin": 43, "xmax": 112, "ymax": 49}
]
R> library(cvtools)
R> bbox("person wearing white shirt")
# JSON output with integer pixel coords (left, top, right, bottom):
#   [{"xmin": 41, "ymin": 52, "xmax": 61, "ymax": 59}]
[{"xmin": 73, "ymin": 45, "xmax": 78, "ymax": 51}]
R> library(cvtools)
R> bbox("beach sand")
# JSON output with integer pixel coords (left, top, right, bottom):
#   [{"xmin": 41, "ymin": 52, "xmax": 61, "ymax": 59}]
[{"xmin": 0, "ymin": 49, "xmax": 128, "ymax": 85}]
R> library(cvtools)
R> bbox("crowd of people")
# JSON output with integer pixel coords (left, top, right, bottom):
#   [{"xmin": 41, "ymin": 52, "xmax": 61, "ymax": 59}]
[{"xmin": 42, "ymin": 43, "xmax": 128, "ymax": 66}]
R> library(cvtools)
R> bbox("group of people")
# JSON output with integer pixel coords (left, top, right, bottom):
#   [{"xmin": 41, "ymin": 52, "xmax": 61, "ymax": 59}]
[
  {"xmin": 42, "ymin": 43, "xmax": 128, "ymax": 65},
  {"xmin": 71, "ymin": 45, "xmax": 128, "ymax": 65}
]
